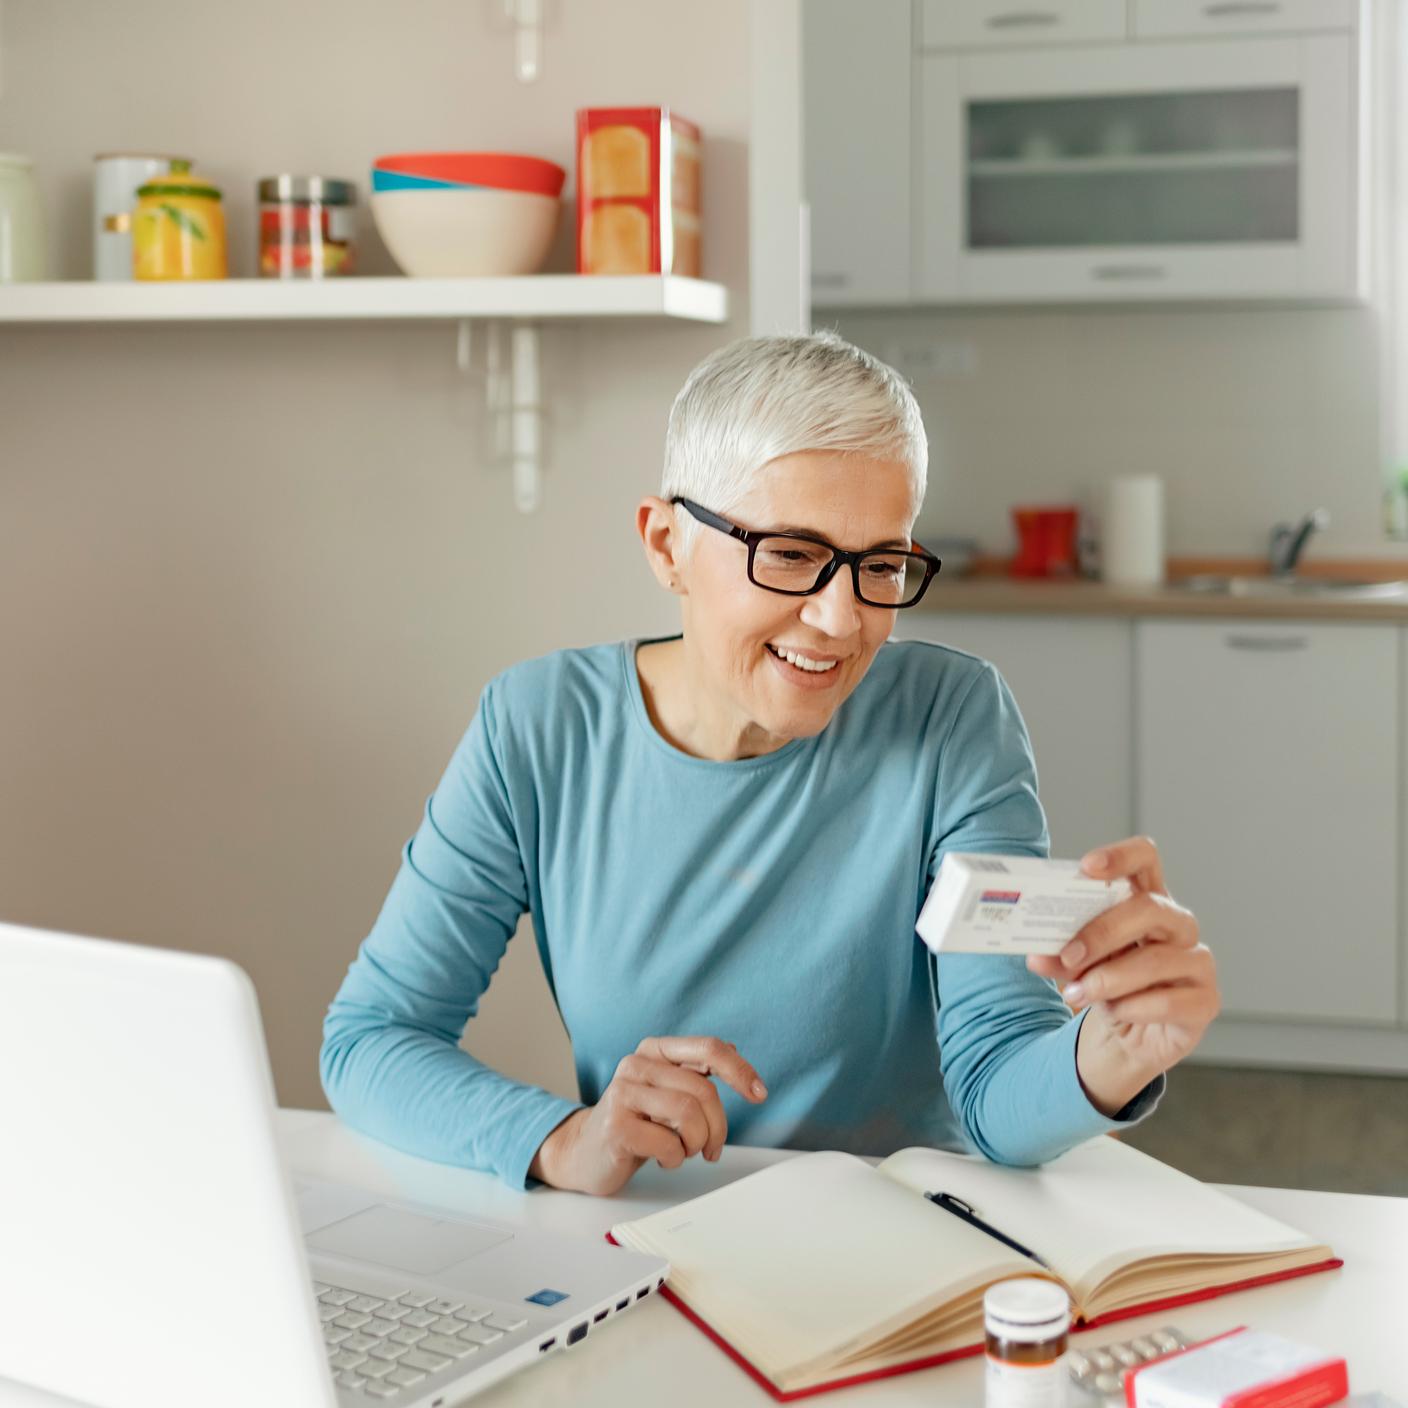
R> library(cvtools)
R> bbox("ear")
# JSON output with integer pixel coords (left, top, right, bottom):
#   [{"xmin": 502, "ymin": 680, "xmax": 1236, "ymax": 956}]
[{"xmin": 637, "ymin": 496, "xmax": 686, "ymax": 594}]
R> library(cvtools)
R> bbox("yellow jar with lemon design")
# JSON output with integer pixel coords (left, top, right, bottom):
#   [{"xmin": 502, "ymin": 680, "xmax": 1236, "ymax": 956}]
[{"xmin": 132, "ymin": 160, "xmax": 227, "ymax": 280}]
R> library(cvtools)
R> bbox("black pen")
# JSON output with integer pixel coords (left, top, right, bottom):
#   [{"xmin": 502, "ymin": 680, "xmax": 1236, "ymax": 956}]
[{"xmin": 924, "ymin": 1191, "xmax": 1053, "ymax": 1271}]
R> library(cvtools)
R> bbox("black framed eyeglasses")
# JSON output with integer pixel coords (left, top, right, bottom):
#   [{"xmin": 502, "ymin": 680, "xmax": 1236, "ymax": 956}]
[{"xmin": 671, "ymin": 497, "xmax": 942, "ymax": 608}]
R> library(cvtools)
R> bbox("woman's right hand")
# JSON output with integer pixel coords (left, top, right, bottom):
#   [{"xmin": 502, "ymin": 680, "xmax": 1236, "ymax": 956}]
[{"xmin": 528, "ymin": 1035, "xmax": 768, "ymax": 1196}]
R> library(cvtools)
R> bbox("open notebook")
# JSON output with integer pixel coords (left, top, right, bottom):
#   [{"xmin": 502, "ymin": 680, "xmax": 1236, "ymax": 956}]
[{"xmin": 608, "ymin": 1138, "xmax": 1340, "ymax": 1400}]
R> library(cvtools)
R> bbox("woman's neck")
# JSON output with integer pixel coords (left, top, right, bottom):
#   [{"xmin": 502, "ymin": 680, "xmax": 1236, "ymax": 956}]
[{"xmin": 635, "ymin": 637, "xmax": 790, "ymax": 761}]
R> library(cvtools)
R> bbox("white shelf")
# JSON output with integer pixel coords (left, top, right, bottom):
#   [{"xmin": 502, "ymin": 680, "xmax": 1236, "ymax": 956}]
[
  {"xmin": 968, "ymin": 149, "xmax": 1298, "ymax": 179},
  {"xmin": 0, "ymin": 274, "xmax": 729, "ymax": 325}
]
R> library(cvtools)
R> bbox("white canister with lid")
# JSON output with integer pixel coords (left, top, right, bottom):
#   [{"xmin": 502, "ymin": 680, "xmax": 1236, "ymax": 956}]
[
  {"xmin": 1103, "ymin": 473, "xmax": 1165, "ymax": 586},
  {"xmin": 0, "ymin": 154, "xmax": 46, "ymax": 282},
  {"xmin": 94, "ymin": 152, "xmax": 190, "ymax": 281}
]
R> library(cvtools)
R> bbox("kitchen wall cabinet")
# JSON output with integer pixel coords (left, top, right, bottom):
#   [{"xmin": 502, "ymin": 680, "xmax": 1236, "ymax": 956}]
[
  {"xmin": 804, "ymin": 0, "xmax": 1367, "ymax": 308},
  {"xmin": 918, "ymin": 33, "xmax": 1361, "ymax": 302},
  {"xmin": 1130, "ymin": 0, "xmax": 1360, "ymax": 41},
  {"xmin": 1135, "ymin": 620, "xmax": 1399, "ymax": 1024},
  {"xmin": 801, "ymin": 0, "xmax": 913, "ymax": 307},
  {"xmin": 920, "ymin": 0, "xmax": 1127, "ymax": 51},
  {"xmin": 890, "ymin": 613, "xmax": 1133, "ymax": 857}
]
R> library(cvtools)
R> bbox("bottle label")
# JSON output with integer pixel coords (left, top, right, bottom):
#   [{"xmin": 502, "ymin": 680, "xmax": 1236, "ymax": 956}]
[{"xmin": 984, "ymin": 1352, "xmax": 1066, "ymax": 1407}]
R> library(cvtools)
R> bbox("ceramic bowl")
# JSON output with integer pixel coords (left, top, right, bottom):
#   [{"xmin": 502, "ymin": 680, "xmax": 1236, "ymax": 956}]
[
  {"xmin": 370, "ymin": 186, "xmax": 560, "ymax": 277},
  {"xmin": 372, "ymin": 152, "xmax": 566, "ymax": 198}
]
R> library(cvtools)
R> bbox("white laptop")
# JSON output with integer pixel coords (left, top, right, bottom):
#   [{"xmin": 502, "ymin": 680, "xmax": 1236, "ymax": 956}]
[{"xmin": 0, "ymin": 921, "xmax": 668, "ymax": 1408}]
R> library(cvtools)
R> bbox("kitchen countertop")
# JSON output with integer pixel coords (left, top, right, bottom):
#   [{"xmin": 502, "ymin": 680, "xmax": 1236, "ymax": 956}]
[{"xmin": 916, "ymin": 576, "xmax": 1408, "ymax": 622}]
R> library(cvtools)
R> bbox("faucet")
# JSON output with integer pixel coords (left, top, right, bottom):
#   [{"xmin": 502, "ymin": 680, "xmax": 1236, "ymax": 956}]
[{"xmin": 1268, "ymin": 508, "xmax": 1329, "ymax": 577}]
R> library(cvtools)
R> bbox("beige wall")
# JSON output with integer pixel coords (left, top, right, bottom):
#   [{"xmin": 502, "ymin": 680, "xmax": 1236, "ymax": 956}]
[
  {"xmin": 0, "ymin": 0, "xmax": 755, "ymax": 1109},
  {"xmin": 831, "ymin": 304, "xmax": 1401, "ymax": 562}
]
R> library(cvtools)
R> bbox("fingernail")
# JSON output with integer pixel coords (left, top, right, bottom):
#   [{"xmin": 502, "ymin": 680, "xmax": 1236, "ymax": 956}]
[
  {"xmin": 1062, "ymin": 982, "xmax": 1085, "ymax": 1005},
  {"xmin": 752, "ymin": 1080, "xmax": 767, "ymax": 1099},
  {"xmin": 1083, "ymin": 851, "xmax": 1107, "ymax": 872},
  {"xmin": 1062, "ymin": 941, "xmax": 1086, "ymax": 969}
]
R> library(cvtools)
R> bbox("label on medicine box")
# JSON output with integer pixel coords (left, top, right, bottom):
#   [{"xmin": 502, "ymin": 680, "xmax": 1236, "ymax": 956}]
[
  {"xmin": 1124, "ymin": 1327, "xmax": 1349, "ymax": 1408},
  {"xmin": 916, "ymin": 853, "xmax": 1132, "ymax": 957}
]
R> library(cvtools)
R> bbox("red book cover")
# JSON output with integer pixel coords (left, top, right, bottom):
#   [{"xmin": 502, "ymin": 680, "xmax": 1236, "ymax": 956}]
[{"xmin": 605, "ymin": 1232, "xmax": 1343, "ymax": 1402}]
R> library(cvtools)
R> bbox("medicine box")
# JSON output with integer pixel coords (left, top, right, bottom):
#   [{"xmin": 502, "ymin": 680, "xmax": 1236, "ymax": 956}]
[
  {"xmin": 1124, "ymin": 1327, "xmax": 1348, "ymax": 1408},
  {"xmin": 917, "ymin": 853, "xmax": 1132, "ymax": 957}
]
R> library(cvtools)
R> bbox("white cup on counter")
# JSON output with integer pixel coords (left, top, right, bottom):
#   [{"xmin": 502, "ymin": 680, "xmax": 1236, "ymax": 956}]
[{"xmin": 1103, "ymin": 474, "xmax": 1165, "ymax": 586}]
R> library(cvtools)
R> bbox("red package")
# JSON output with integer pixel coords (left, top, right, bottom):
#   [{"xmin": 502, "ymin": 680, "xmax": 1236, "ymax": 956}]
[
  {"xmin": 1124, "ymin": 1327, "xmax": 1349, "ymax": 1408},
  {"xmin": 576, "ymin": 107, "xmax": 700, "ymax": 276}
]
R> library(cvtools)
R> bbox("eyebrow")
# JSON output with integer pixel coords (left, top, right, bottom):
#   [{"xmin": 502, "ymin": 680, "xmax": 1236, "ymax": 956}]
[{"xmin": 765, "ymin": 523, "xmax": 913, "ymax": 552}]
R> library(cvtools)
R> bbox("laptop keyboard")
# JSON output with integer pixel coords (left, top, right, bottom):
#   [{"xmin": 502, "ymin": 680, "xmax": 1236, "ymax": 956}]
[{"xmin": 314, "ymin": 1278, "xmax": 531, "ymax": 1399}]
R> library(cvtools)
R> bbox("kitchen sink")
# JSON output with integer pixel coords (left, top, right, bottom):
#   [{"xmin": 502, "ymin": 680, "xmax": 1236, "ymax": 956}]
[{"xmin": 1174, "ymin": 574, "xmax": 1408, "ymax": 600}]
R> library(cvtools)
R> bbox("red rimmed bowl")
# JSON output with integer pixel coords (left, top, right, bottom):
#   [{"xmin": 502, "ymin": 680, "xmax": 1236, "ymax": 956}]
[{"xmin": 372, "ymin": 151, "xmax": 566, "ymax": 199}]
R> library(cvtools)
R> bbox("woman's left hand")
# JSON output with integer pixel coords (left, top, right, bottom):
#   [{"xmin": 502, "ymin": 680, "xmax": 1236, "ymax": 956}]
[{"xmin": 1026, "ymin": 835, "xmax": 1220, "ymax": 1112}]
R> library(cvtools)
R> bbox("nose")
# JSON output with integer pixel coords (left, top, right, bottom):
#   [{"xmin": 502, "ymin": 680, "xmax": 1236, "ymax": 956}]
[{"xmin": 798, "ymin": 562, "xmax": 863, "ymax": 640}]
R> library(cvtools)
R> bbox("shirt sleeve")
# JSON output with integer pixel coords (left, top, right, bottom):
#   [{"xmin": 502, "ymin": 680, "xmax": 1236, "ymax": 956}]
[
  {"xmin": 926, "ymin": 661, "xmax": 1165, "ymax": 1166},
  {"xmin": 319, "ymin": 678, "xmax": 583, "ymax": 1190}
]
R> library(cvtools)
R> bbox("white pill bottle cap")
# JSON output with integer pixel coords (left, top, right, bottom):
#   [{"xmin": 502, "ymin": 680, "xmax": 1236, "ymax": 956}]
[{"xmin": 984, "ymin": 1278, "xmax": 1071, "ymax": 1343}]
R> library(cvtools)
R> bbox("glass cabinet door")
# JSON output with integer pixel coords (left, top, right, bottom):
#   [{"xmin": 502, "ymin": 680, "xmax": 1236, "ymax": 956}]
[
  {"xmin": 966, "ymin": 87, "xmax": 1299, "ymax": 251},
  {"xmin": 919, "ymin": 35, "xmax": 1360, "ymax": 302}
]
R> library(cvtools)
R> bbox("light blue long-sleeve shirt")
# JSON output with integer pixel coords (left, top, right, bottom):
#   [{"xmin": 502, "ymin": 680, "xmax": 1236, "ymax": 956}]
[{"xmin": 320, "ymin": 635, "xmax": 1163, "ymax": 1190}]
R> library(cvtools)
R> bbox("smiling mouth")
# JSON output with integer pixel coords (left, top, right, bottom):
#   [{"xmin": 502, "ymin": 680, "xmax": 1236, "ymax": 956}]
[{"xmin": 765, "ymin": 643, "xmax": 840, "ymax": 674}]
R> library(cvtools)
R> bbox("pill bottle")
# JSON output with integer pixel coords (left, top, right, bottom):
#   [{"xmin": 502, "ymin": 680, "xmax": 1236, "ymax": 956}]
[{"xmin": 984, "ymin": 1277, "xmax": 1070, "ymax": 1407}]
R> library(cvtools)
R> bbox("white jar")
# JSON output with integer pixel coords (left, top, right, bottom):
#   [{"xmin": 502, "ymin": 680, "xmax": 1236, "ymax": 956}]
[
  {"xmin": 0, "ymin": 153, "xmax": 46, "ymax": 282},
  {"xmin": 93, "ymin": 152, "xmax": 189, "ymax": 281}
]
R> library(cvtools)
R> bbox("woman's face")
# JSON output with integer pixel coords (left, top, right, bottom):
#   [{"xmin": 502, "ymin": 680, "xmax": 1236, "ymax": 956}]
[{"xmin": 677, "ymin": 451, "xmax": 917, "ymax": 749}]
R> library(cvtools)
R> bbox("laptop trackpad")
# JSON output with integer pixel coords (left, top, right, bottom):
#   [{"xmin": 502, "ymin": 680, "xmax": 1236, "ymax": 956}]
[{"xmin": 306, "ymin": 1204, "xmax": 513, "ymax": 1276}]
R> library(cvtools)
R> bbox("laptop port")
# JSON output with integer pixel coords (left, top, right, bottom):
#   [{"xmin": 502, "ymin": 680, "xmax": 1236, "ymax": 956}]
[
  {"xmin": 636, "ymin": 1287, "xmax": 648, "ymax": 1299},
  {"xmin": 567, "ymin": 1322, "xmax": 588, "ymax": 1346},
  {"xmin": 539, "ymin": 1338, "xmax": 556, "ymax": 1352},
  {"xmin": 593, "ymin": 1309, "xmax": 609, "ymax": 1323},
  {"xmin": 615, "ymin": 1299, "xmax": 628, "ymax": 1311},
  {"xmin": 657, "ymin": 1277, "xmax": 665, "ymax": 1288}
]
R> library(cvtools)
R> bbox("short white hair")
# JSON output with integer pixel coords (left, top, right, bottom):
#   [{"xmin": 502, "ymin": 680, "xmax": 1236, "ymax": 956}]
[{"xmin": 660, "ymin": 330, "xmax": 928, "ymax": 558}]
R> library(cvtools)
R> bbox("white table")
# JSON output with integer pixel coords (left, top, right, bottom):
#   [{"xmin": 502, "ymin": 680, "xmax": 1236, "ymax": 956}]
[
  {"xmin": 2, "ymin": 1110, "xmax": 1401, "ymax": 1407},
  {"xmin": 274, "ymin": 1110, "xmax": 1408, "ymax": 1405}
]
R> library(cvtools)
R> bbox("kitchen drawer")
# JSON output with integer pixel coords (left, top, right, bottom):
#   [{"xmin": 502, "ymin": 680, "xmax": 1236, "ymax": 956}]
[
  {"xmin": 919, "ymin": 0, "xmax": 1127, "ymax": 51},
  {"xmin": 1131, "ymin": 0, "xmax": 1359, "ymax": 40}
]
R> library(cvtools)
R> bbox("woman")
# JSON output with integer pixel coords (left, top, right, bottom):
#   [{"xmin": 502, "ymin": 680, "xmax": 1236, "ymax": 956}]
[{"xmin": 321, "ymin": 331, "xmax": 1219, "ymax": 1196}]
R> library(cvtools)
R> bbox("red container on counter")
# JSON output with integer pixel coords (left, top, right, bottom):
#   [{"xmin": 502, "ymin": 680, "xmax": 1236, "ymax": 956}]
[
  {"xmin": 576, "ymin": 107, "xmax": 700, "ymax": 276},
  {"xmin": 1010, "ymin": 505, "xmax": 1080, "ymax": 577}
]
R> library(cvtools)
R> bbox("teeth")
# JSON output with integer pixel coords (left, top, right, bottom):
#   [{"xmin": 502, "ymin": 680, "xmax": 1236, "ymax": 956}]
[{"xmin": 769, "ymin": 644, "xmax": 838, "ymax": 673}]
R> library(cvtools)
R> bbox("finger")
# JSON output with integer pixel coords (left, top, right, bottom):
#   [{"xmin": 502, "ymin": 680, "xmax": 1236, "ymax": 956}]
[
  {"xmin": 616, "ymin": 1082, "xmax": 710, "ymax": 1164},
  {"xmin": 636, "ymin": 1035, "xmax": 768, "ymax": 1103},
  {"xmin": 1101, "ymin": 983, "xmax": 1219, "ymax": 1027},
  {"xmin": 621, "ymin": 1056, "xmax": 729, "ymax": 1160},
  {"xmin": 1081, "ymin": 835, "xmax": 1168, "ymax": 896},
  {"xmin": 611, "ymin": 1099, "xmax": 690, "ymax": 1171},
  {"xmin": 1062, "ymin": 941, "xmax": 1213, "ymax": 1009},
  {"xmin": 1060, "ymin": 890, "xmax": 1198, "ymax": 973}
]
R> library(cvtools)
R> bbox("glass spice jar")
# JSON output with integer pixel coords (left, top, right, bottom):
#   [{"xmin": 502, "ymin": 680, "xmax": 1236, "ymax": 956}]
[{"xmin": 258, "ymin": 175, "xmax": 357, "ymax": 278}]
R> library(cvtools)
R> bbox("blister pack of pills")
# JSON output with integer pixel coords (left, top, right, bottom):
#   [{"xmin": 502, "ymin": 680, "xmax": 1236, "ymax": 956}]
[{"xmin": 1067, "ymin": 1325, "xmax": 1191, "ymax": 1402}]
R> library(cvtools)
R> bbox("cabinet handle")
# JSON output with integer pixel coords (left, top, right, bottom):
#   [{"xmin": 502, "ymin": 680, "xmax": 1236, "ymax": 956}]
[
  {"xmin": 1203, "ymin": 2, "xmax": 1282, "ymax": 17},
  {"xmin": 985, "ymin": 11, "xmax": 1061, "ymax": 28},
  {"xmin": 1223, "ymin": 633, "xmax": 1309, "ymax": 651},
  {"xmin": 1091, "ymin": 263, "xmax": 1169, "ymax": 280},
  {"xmin": 811, "ymin": 272, "xmax": 850, "ymax": 288}
]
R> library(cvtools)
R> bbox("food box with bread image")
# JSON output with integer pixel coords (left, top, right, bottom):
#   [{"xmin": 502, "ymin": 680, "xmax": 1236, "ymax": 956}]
[{"xmin": 576, "ymin": 107, "xmax": 700, "ymax": 276}]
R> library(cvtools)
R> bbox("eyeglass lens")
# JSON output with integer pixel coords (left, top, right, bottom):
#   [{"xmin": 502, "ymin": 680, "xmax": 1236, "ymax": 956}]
[{"xmin": 751, "ymin": 538, "xmax": 929, "ymax": 605}]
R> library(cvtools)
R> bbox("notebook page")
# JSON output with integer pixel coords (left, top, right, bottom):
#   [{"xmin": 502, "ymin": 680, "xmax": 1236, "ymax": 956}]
[
  {"xmin": 876, "ymin": 1139, "xmax": 1319, "ymax": 1303},
  {"xmin": 610, "ymin": 1149, "xmax": 1031, "ymax": 1380}
]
